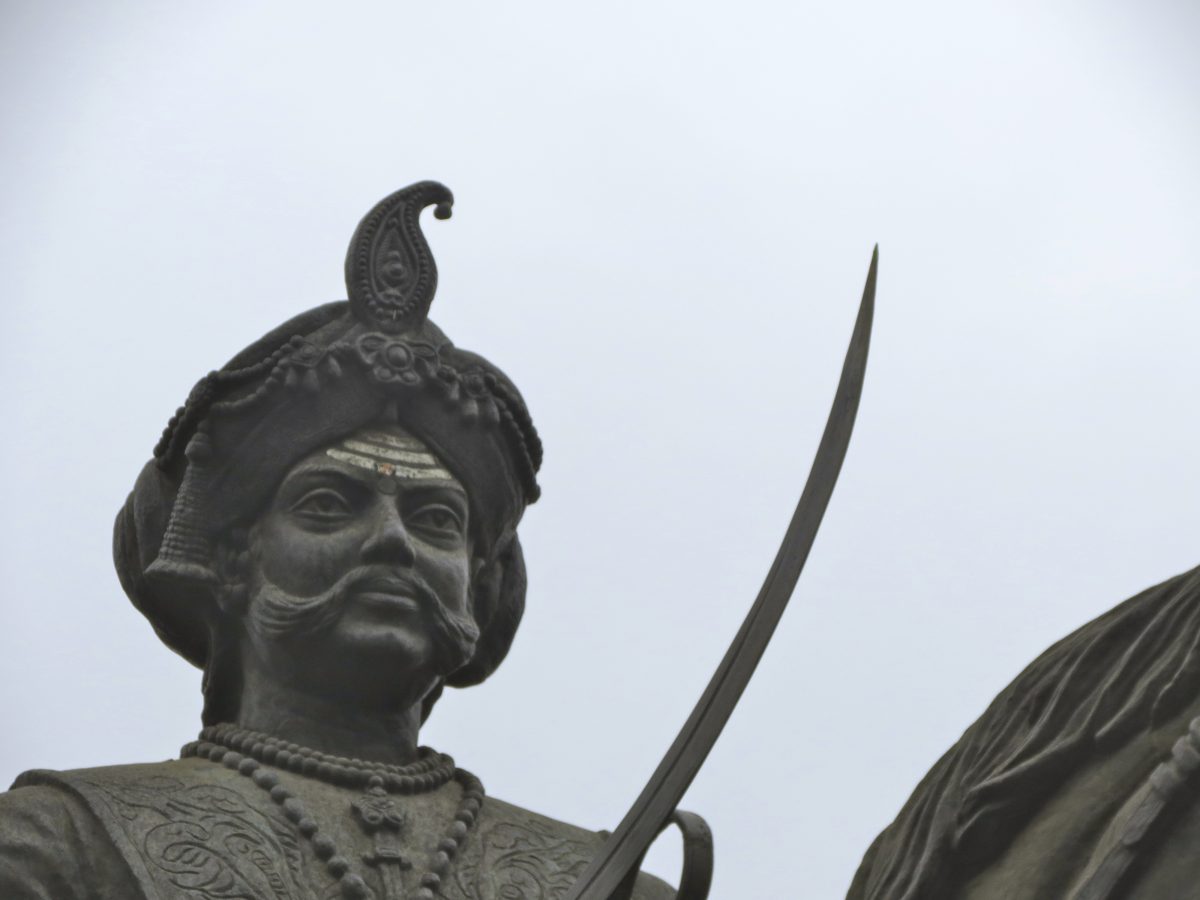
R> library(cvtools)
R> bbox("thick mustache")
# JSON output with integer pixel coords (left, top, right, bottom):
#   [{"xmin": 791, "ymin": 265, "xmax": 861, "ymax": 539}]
[
  {"xmin": 251, "ymin": 566, "xmax": 436, "ymax": 638},
  {"xmin": 250, "ymin": 563, "xmax": 478, "ymax": 676}
]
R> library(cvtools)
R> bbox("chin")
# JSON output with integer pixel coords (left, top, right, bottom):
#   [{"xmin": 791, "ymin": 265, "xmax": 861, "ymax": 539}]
[{"xmin": 329, "ymin": 617, "xmax": 439, "ymax": 675}]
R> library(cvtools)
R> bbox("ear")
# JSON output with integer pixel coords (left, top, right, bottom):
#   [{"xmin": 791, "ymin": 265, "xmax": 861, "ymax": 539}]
[
  {"xmin": 469, "ymin": 552, "xmax": 487, "ymax": 586},
  {"xmin": 447, "ymin": 535, "xmax": 527, "ymax": 687}
]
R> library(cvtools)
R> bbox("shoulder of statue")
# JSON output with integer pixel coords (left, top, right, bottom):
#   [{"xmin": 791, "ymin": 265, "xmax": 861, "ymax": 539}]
[
  {"xmin": 461, "ymin": 794, "xmax": 675, "ymax": 900},
  {"xmin": 0, "ymin": 765, "xmax": 225, "ymax": 900},
  {"xmin": 13, "ymin": 759, "xmax": 308, "ymax": 900},
  {"xmin": 15, "ymin": 756, "xmax": 234, "ymax": 785},
  {"xmin": 0, "ymin": 780, "xmax": 133, "ymax": 900},
  {"xmin": 14, "ymin": 757, "xmax": 256, "ymax": 808},
  {"xmin": 477, "ymin": 793, "xmax": 604, "ymax": 845}
]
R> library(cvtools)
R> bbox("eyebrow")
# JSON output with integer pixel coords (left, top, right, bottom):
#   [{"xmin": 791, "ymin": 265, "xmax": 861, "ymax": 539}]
[
  {"xmin": 286, "ymin": 458, "xmax": 467, "ymax": 495},
  {"xmin": 402, "ymin": 481, "xmax": 469, "ymax": 501},
  {"xmin": 280, "ymin": 463, "xmax": 372, "ymax": 488}
]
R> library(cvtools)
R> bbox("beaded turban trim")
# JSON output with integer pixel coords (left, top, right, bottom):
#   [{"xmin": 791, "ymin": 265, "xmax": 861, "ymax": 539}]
[{"xmin": 113, "ymin": 182, "xmax": 541, "ymax": 690}]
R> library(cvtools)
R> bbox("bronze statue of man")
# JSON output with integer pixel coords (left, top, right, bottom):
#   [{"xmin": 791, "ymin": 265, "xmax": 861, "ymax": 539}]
[{"xmin": 0, "ymin": 182, "xmax": 675, "ymax": 900}]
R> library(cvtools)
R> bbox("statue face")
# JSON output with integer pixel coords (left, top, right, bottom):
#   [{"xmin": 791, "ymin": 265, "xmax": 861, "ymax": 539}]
[{"xmin": 238, "ymin": 425, "xmax": 480, "ymax": 704}]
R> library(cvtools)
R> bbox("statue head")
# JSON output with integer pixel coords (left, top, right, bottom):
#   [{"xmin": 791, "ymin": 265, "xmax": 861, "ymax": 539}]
[{"xmin": 112, "ymin": 182, "xmax": 541, "ymax": 726}]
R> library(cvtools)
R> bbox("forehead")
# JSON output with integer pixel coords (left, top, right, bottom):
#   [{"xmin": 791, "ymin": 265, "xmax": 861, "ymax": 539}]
[{"xmin": 285, "ymin": 425, "xmax": 465, "ymax": 491}]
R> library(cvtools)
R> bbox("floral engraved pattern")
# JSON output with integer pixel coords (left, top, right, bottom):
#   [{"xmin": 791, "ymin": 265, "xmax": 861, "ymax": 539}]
[
  {"xmin": 375, "ymin": 225, "xmax": 417, "ymax": 297},
  {"xmin": 346, "ymin": 334, "xmax": 502, "ymax": 428},
  {"xmin": 145, "ymin": 817, "xmax": 294, "ymax": 900},
  {"xmin": 356, "ymin": 333, "xmax": 441, "ymax": 385},
  {"xmin": 457, "ymin": 367, "xmax": 501, "ymax": 426},
  {"xmin": 75, "ymin": 772, "xmax": 306, "ymax": 900},
  {"xmin": 454, "ymin": 819, "xmax": 593, "ymax": 900},
  {"xmin": 351, "ymin": 784, "xmax": 407, "ymax": 834},
  {"xmin": 289, "ymin": 341, "xmax": 325, "ymax": 369}
]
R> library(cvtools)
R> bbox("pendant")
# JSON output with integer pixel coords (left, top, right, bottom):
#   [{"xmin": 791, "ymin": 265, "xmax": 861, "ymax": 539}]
[{"xmin": 352, "ymin": 776, "xmax": 411, "ymax": 899}]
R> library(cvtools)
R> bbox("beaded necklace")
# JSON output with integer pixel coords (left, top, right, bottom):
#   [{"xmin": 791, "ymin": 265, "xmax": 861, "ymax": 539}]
[{"xmin": 182, "ymin": 724, "xmax": 483, "ymax": 900}]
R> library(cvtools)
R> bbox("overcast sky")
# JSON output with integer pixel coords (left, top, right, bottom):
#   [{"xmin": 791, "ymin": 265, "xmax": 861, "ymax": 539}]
[{"xmin": 1, "ymin": 1, "xmax": 1198, "ymax": 896}]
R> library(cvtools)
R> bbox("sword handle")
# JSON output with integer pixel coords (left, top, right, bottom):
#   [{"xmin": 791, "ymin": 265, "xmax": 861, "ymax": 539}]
[
  {"xmin": 666, "ymin": 810, "xmax": 714, "ymax": 900},
  {"xmin": 599, "ymin": 808, "xmax": 713, "ymax": 900}
]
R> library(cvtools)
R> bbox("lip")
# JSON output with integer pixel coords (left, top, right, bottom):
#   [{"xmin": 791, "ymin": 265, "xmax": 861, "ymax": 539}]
[
  {"xmin": 353, "ymin": 592, "xmax": 422, "ymax": 612},
  {"xmin": 351, "ymin": 577, "xmax": 423, "ymax": 613}
]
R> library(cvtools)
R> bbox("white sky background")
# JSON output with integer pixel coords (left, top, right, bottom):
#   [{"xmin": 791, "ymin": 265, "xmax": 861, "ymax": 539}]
[{"xmin": 1, "ymin": 1, "xmax": 1198, "ymax": 896}]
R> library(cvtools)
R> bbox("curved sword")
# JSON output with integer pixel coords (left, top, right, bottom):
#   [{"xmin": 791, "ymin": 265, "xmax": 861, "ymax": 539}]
[{"xmin": 565, "ymin": 247, "xmax": 878, "ymax": 900}]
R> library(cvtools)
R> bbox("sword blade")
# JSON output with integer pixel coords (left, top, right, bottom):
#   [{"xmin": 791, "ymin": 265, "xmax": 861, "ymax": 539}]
[{"xmin": 565, "ymin": 247, "xmax": 878, "ymax": 900}]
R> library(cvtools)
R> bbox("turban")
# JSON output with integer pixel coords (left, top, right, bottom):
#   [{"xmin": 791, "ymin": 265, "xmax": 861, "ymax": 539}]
[{"xmin": 113, "ymin": 182, "xmax": 542, "ymax": 697}]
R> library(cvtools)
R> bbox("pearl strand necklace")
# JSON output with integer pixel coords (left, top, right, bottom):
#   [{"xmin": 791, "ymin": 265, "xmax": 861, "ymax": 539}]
[
  {"xmin": 182, "ymin": 725, "xmax": 483, "ymax": 900},
  {"xmin": 194, "ymin": 724, "xmax": 457, "ymax": 792}
]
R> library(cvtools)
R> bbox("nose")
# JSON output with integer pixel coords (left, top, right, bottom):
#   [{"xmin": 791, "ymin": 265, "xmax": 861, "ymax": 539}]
[{"xmin": 360, "ymin": 502, "xmax": 416, "ymax": 567}]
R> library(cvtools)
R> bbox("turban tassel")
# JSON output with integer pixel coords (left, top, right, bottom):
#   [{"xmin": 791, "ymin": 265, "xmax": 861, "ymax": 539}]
[{"xmin": 146, "ymin": 428, "xmax": 218, "ymax": 588}]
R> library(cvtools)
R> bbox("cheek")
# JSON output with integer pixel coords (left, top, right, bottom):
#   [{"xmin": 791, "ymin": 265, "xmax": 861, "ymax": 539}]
[
  {"xmin": 424, "ymin": 550, "xmax": 473, "ymax": 614},
  {"xmin": 252, "ymin": 519, "xmax": 365, "ymax": 597}
]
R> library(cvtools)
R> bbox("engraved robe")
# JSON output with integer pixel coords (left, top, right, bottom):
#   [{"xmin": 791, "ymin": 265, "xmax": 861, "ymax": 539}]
[{"xmin": 0, "ymin": 758, "xmax": 674, "ymax": 900}]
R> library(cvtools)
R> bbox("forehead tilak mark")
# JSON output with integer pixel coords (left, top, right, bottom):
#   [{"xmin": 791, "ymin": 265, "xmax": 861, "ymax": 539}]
[
  {"xmin": 325, "ymin": 428, "xmax": 458, "ymax": 484},
  {"xmin": 341, "ymin": 439, "xmax": 438, "ymax": 466}
]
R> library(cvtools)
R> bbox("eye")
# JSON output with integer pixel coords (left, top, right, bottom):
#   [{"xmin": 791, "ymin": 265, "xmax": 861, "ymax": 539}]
[
  {"xmin": 290, "ymin": 488, "xmax": 353, "ymax": 521},
  {"xmin": 408, "ymin": 504, "xmax": 465, "ymax": 538}
]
